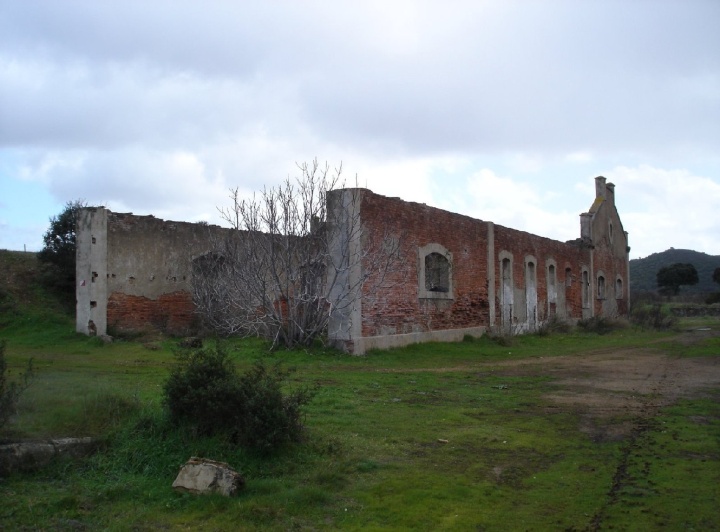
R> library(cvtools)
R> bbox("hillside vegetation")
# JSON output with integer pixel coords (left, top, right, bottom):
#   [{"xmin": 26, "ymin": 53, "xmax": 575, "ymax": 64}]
[{"xmin": 630, "ymin": 248, "xmax": 720, "ymax": 294}]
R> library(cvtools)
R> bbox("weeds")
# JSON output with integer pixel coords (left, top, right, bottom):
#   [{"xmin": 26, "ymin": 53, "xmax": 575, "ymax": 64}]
[
  {"xmin": 536, "ymin": 315, "xmax": 572, "ymax": 336},
  {"xmin": 630, "ymin": 304, "xmax": 678, "ymax": 330},
  {"xmin": 577, "ymin": 316, "xmax": 629, "ymax": 335},
  {"xmin": 70, "ymin": 392, "xmax": 142, "ymax": 436},
  {"xmin": 0, "ymin": 340, "xmax": 34, "ymax": 429}
]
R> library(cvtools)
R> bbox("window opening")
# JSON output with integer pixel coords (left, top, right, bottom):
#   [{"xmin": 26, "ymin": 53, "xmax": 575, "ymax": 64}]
[
  {"xmin": 526, "ymin": 260, "xmax": 537, "ymax": 329},
  {"xmin": 597, "ymin": 275, "xmax": 606, "ymax": 299},
  {"xmin": 548, "ymin": 264, "xmax": 557, "ymax": 303},
  {"xmin": 425, "ymin": 252, "xmax": 450, "ymax": 292},
  {"xmin": 582, "ymin": 269, "xmax": 590, "ymax": 308},
  {"xmin": 615, "ymin": 278, "xmax": 623, "ymax": 299},
  {"xmin": 501, "ymin": 257, "xmax": 513, "ymax": 329},
  {"xmin": 418, "ymin": 244, "xmax": 453, "ymax": 299}
]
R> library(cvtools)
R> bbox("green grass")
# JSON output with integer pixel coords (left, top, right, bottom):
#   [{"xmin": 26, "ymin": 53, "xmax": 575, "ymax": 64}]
[
  {"xmin": 2, "ymin": 324, "xmax": 718, "ymax": 530},
  {"xmin": 1, "ymin": 251, "xmax": 718, "ymax": 529}
]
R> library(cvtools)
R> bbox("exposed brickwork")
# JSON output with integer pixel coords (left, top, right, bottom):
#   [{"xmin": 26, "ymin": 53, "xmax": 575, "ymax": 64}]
[
  {"xmin": 78, "ymin": 176, "xmax": 629, "ymax": 353},
  {"xmin": 493, "ymin": 224, "xmax": 589, "ymax": 323},
  {"xmin": 359, "ymin": 192, "xmax": 491, "ymax": 337},
  {"xmin": 107, "ymin": 290, "xmax": 196, "ymax": 336},
  {"xmin": 332, "ymin": 178, "xmax": 630, "ymax": 352}
]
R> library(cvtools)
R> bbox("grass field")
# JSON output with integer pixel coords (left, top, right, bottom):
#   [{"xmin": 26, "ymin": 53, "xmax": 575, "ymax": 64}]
[{"xmin": 1, "ymin": 251, "xmax": 719, "ymax": 530}]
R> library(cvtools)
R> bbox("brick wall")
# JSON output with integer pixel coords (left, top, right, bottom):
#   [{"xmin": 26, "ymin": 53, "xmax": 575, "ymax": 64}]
[
  {"xmin": 107, "ymin": 290, "xmax": 196, "ymax": 335},
  {"xmin": 335, "ymin": 179, "xmax": 630, "ymax": 352},
  {"xmin": 493, "ymin": 224, "xmax": 589, "ymax": 325},
  {"xmin": 358, "ymin": 191, "xmax": 491, "ymax": 337}
]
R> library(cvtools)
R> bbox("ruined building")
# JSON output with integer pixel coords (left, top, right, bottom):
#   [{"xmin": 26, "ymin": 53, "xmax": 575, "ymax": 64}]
[{"xmin": 76, "ymin": 176, "xmax": 629, "ymax": 354}]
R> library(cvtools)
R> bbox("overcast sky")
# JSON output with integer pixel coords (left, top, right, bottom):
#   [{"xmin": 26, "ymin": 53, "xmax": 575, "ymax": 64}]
[{"xmin": 1, "ymin": 1, "xmax": 719, "ymax": 259}]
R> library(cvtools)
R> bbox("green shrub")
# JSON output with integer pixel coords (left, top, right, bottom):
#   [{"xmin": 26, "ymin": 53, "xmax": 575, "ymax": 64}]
[
  {"xmin": 163, "ymin": 345, "xmax": 315, "ymax": 453},
  {"xmin": 487, "ymin": 332, "xmax": 516, "ymax": 347},
  {"xmin": 630, "ymin": 304, "xmax": 678, "ymax": 330},
  {"xmin": 0, "ymin": 340, "xmax": 34, "ymax": 430},
  {"xmin": 536, "ymin": 315, "xmax": 572, "ymax": 336},
  {"xmin": 576, "ymin": 316, "xmax": 628, "ymax": 335},
  {"xmin": 163, "ymin": 345, "xmax": 240, "ymax": 437},
  {"xmin": 705, "ymin": 292, "xmax": 720, "ymax": 305},
  {"xmin": 236, "ymin": 361, "xmax": 315, "ymax": 453}
]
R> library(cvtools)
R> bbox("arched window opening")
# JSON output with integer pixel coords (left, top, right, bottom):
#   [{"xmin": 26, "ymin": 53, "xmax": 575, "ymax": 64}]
[
  {"xmin": 425, "ymin": 252, "xmax": 450, "ymax": 292},
  {"xmin": 597, "ymin": 275, "xmax": 606, "ymax": 299},
  {"xmin": 500, "ymin": 255, "xmax": 513, "ymax": 329},
  {"xmin": 526, "ymin": 260, "xmax": 538, "ymax": 328},
  {"xmin": 565, "ymin": 267, "xmax": 572, "ymax": 287},
  {"xmin": 615, "ymin": 277, "xmax": 623, "ymax": 299},
  {"xmin": 526, "ymin": 262, "xmax": 536, "ymax": 289},
  {"xmin": 418, "ymin": 243, "xmax": 453, "ymax": 299},
  {"xmin": 582, "ymin": 269, "xmax": 590, "ymax": 309},
  {"xmin": 548, "ymin": 264, "xmax": 557, "ymax": 303}
]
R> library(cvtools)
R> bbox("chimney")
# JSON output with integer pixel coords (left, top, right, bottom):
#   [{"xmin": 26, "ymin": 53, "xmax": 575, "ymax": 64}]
[
  {"xmin": 606, "ymin": 182, "xmax": 615, "ymax": 206},
  {"xmin": 595, "ymin": 176, "xmax": 607, "ymax": 199},
  {"xmin": 580, "ymin": 212, "xmax": 592, "ymax": 240}
]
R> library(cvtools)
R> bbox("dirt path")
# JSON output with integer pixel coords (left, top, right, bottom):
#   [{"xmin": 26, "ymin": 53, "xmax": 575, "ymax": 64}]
[
  {"xmin": 490, "ymin": 327, "xmax": 720, "ymax": 531},
  {"xmin": 373, "ymin": 327, "xmax": 719, "ymax": 528},
  {"xmin": 379, "ymin": 327, "xmax": 720, "ymax": 438}
]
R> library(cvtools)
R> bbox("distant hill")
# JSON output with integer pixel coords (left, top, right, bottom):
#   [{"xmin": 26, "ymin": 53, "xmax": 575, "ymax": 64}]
[{"xmin": 630, "ymin": 248, "xmax": 720, "ymax": 294}]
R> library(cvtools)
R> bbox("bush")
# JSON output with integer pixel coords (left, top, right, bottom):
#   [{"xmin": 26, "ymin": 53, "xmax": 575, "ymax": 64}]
[
  {"xmin": 705, "ymin": 292, "xmax": 720, "ymax": 305},
  {"xmin": 536, "ymin": 315, "xmax": 572, "ymax": 336},
  {"xmin": 163, "ymin": 345, "xmax": 315, "ymax": 453},
  {"xmin": 236, "ymin": 362, "xmax": 315, "ymax": 453},
  {"xmin": 487, "ymin": 331, "xmax": 516, "ymax": 347},
  {"xmin": 576, "ymin": 316, "xmax": 628, "ymax": 335},
  {"xmin": 630, "ymin": 304, "xmax": 678, "ymax": 330},
  {"xmin": 0, "ymin": 340, "xmax": 34, "ymax": 430},
  {"xmin": 163, "ymin": 345, "xmax": 239, "ymax": 437}
]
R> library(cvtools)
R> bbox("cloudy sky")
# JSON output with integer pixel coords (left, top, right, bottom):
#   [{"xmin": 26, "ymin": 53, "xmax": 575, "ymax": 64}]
[{"xmin": 1, "ymin": 1, "xmax": 719, "ymax": 259}]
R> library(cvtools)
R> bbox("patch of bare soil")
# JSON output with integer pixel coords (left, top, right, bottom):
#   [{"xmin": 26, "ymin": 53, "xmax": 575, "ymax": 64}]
[
  {"xmin": 386, "ymin": 327, "xmax": 719, "ymax": 530},
  {"xmin": 489, "ymin": 329, "xmax": 720, "ymax": 441},
  {"xmin": 381, "ymin": 327, "xmax": 720, "ymax": 440}
]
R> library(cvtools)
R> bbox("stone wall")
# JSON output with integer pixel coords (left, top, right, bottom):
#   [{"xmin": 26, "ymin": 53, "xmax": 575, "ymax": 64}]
[{"xmin": 76, "ymin": 209, "xmax": 232, "ymax": 337}]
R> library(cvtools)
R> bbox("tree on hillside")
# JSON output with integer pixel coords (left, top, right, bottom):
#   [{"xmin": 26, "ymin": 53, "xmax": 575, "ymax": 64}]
[
  {"xmin": 191, "ymin": 160, "xmax": 403, "ymax": 349},
  {"xmin": 656, "ymin": 263, "xmax": 699, "ymax": 296},
  {"xmin": 707, "ymin": 267, "xmax": 720, "ymax": 304},
  {"xmin": 38, "ymin": 200, "xmax": 87, "ymax": 300}
]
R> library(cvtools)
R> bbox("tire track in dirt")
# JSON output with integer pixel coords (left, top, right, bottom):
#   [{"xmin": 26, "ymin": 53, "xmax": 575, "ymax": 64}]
[
  {"xmin": 588, "ymin": 354, "xmax": 675, "ymax": 530},
  {"xmin": 375, "ymin": 328, "xmax": 719, "ymax": 530}
]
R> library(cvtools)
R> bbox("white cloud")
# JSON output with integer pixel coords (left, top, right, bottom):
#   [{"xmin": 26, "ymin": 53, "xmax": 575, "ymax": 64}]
[
  {"xmin": 565, "ymin": 152, "xmax": 595, "ymax": 164},
  {"xmin": 1, "ymin": 1, "xmax": 719, "ymax": 258},
  {"xmin": 607, "ymin": 165, "xmax": 720, "ymax": 258},
  {"xmin": 449, "ymin": 169, "xmax": 582, "ymax": 243}
]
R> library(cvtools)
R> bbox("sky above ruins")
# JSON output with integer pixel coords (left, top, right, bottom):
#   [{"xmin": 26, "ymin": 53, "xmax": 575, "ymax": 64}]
[{"xmin": 1, "ymin": 1, "xmax": 719, "ymax": 259}]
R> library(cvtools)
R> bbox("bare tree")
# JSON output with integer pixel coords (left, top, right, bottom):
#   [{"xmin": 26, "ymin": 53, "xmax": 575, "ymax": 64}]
[{"xmin": 191, "ymin": 160, "xmax": 402, "ymax": 349}]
